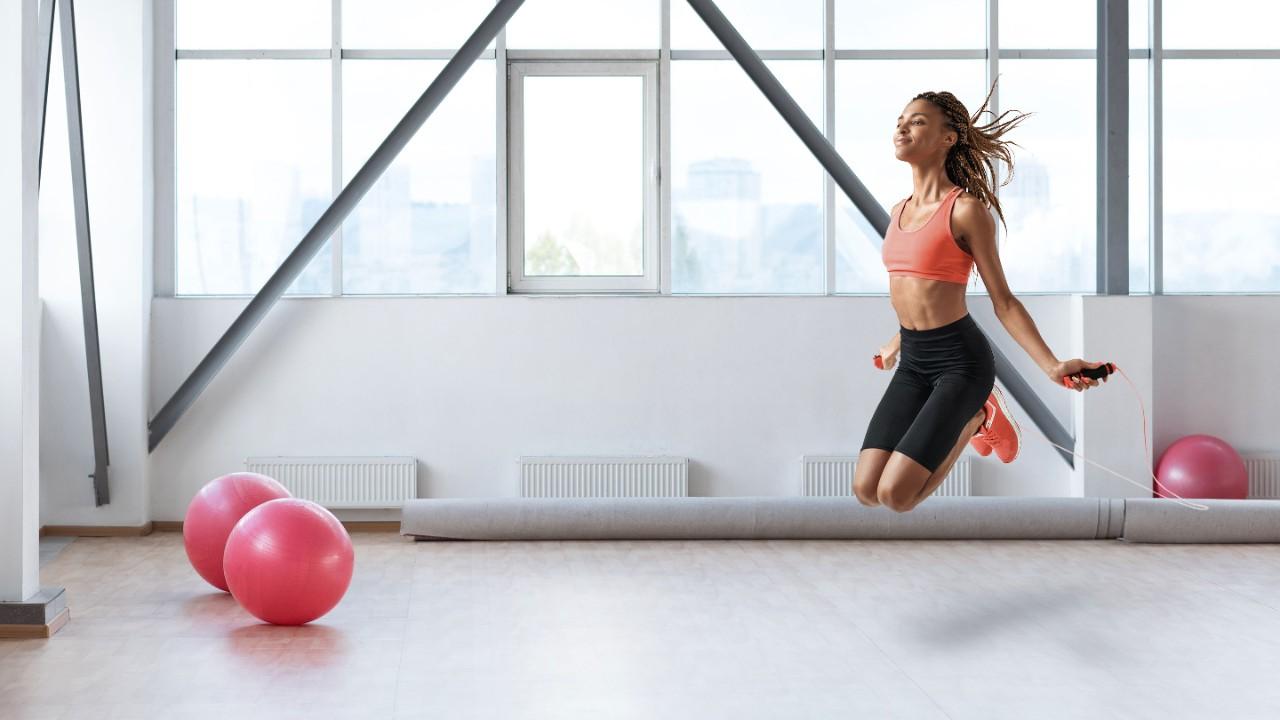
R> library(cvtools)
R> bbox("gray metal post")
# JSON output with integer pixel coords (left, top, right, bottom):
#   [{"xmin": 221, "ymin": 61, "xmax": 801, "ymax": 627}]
[
  {"xmin": 36, "ymin": 0, "xmax": 54, "ymax": 184},
  {"xmin": 59, "ymin": 0, "xmax": 110, "ymax": 505},
  {"xmin": 686, "ymin": 0, "xmax": 1077, "ymax": 467},
  {"xmin": 1098, "ymin": 0, "xmax": 1129, "ymax": 294},
  {"xmin": 148, "ymin": 0, "xmax": 530, "ymax": 452}
]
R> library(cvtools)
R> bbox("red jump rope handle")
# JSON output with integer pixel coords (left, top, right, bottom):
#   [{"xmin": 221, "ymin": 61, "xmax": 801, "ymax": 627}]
[
  {"xmin": 1061, "ymin": 362, "xmax": 1117, "ymax": 388},
  {"xmin": 873, "ymin": 354, "xmax": 885, "ymax": 370}
]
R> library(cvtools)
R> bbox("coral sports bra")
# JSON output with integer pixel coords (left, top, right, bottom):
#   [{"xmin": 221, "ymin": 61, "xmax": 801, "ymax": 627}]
[{"xmin": 882, "ymin": 185, "xmax": 974, "ymax": 285}]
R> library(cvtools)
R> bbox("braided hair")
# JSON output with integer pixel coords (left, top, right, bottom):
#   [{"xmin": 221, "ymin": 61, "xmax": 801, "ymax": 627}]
[{"xmin": 912, "ymin": 77, "xmax": 1032, "ymax": 233}]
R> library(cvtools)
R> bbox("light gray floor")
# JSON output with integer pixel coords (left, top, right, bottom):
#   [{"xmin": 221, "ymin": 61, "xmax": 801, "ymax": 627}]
[
  {"xmin": 2, "ymin": 533, "xmax": 1278, "ymax": 719},
  {"xmin": 37, "ymin": 537, "xmax": 74, "ymax": 569}
]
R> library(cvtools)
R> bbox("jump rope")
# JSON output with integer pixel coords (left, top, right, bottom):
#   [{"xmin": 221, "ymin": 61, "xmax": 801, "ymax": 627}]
[{"xmin": 872, "ymin": 353, "xmax": 1211, "ymax": 512}]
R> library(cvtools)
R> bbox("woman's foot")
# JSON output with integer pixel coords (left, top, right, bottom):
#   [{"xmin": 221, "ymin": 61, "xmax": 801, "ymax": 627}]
[
  {"xmin": 972, "ymin": 386, "xmax": 1021, "ymax": 463},
  {"xmin": 969, "ymin": 404, "xmax": 994, "ymax": 456}
]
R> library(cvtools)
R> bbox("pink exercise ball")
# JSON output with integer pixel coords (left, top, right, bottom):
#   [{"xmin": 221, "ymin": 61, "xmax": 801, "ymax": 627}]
[
  {"xmin": 1154, "ymin": 434, "xmax": 1248, "ymax": 500},
  {"xmin": 223, "ymin": 498, "xmax": 355, "ymax": 626},
  {"xmin": 184, "ymin": 472, "xmax": 291, "ymax": 591}
]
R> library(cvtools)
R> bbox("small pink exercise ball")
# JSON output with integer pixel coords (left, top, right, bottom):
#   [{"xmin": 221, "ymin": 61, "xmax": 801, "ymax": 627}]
[
  {"xmin": 223, "ymin": 498, "xmax": 355, "ymax": 626},
  {"xmin": 183, "ymin": 472, "xmax": 291, "ymax": 591},
  {"xmin": 1154, "ymin": 434, "xmax": 1248, "ymax": 500}
]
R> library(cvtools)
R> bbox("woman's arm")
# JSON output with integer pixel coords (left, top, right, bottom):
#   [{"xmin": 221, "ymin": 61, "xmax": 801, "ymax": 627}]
[
  {"xmin": 992, "ymin": 298, "xmax": 1058, "ymax": 376},
  {"xmin": 954, "ymin": 196, "xmax": 1102, "ymax": 389},
  {"xmin": 876, "ymin": 332, "xmax": 901, "ymax": 370}
]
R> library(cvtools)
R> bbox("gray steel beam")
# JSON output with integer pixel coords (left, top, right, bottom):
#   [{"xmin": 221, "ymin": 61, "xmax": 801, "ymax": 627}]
[
  {"xmin": 36, "ymin": 0, "xmax": 54, "ymax": 184},
  {"xmin": 148, "ymin": 0, "xmax": 529, "ymax": 452},
  {"xmin": 1098, "ymin": 0, "xmax": 1129, "ymax": 294},
  {"xmin": 686, "ymin": 0, "xmax": 1076, "ymax": 467},
  {"xmin": 683, "ymin": 0, "xmax": 888, "ymax": 235},
  {"xmin": 59, "ymin": 0, "xmax": 110, "ymax": 504}
]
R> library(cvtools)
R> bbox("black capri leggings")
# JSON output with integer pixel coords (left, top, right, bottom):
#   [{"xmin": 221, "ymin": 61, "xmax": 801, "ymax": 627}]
[{"xmin": 860, "ymin": 313, "xmax": 996, "ymax": 473}]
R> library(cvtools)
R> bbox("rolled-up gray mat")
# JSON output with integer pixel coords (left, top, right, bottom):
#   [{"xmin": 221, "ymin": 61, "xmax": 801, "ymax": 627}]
[
  {"xmin": 401, "ymin": 496, "xmax": 1129, "ymax": 541},
  {"xmin": 1121, "ymin": 499, "xmax": 1280, "ymax": 543}
]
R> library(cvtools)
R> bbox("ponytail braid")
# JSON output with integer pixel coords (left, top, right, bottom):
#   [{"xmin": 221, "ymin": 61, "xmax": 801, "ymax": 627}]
[{"xmin": 913, "ymin": 76, "xmax": 1032, "ymax": 233}]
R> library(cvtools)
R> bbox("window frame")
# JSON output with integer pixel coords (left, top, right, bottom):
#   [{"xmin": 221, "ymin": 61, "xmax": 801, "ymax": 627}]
[
  {"xmin": 156, "ymin": 0, "xmax": 1280, "ymax": 298},
  {"xmin": 507, "ymin": 60, "xmax": 661, "ymax": 293}
]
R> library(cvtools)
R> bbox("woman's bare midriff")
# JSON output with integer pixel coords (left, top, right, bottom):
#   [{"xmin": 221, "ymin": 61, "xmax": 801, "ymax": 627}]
[{"xmin": 889, "ymin": 275, "xmax": 970, "ymax": 331}]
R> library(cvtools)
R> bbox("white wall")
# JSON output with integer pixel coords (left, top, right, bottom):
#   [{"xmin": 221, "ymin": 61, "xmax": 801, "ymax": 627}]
[
  {"xmin": 38, "ymin": 0, "xmax": 152, "ymax": 528},
  {"xmin": 148, "ymin": 295, "xmax": 1076, "ymax": 520},
  {"xmin": 1072, "ymin": 295, "xmax": 1155, "ymax": 498},
  {"xmin": 1154, "ymin": 296, "xmax": 1280, "ymax": 456}
]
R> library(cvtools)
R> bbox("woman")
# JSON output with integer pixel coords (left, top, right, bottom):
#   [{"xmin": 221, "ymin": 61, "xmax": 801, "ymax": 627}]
[{"xmin": 855, "ymin": 82, "xmax": 1105, "ymax": 513}]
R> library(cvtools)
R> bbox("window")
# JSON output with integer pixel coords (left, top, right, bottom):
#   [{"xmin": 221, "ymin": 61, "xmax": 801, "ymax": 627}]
[
  {"xmin": 168, "ymin": 1, "xmax": 1237, "ymax": 296},
  {"xmin": 176, "ymin": 0, "xmax": 329, "ymax": 49},
  {"xmin": 508, "ymin": 63, "xmax": 658, "ymax": 292},
  {"xmin": 672, "ymin": 0, "xmax": 822, "ymax": 50},
  {"xmin": 342, "ymin": 61, "xmax": 496, "ymax": 295},
  {"xmin": 1162, "ymin": 60, "xmax": 1280, "ymax": 293},
  {"xmin": 343, "ymin": 0, "xmax": 494, "ymax": 50},
  {"xmin": 1164, "ymin": 0, "xmax": 1278, "ymax": 49},
  {"xmin": 833, "ymin": 60, "xmax": 987, "ymax": 294},
  {"xmin": 834, "ymin": 0, "xmax": 984, "ymax": 50},
  {"xmin": 175, "ymin": 60, "xmax": 332, "ymax": 295},
  {"xmin": 1130, "ymin": 58, "xmax": 1150, "ymax": 294},
  {"xmin": 1158, "ymin": 0, "xmax": 1280, "ymax": 293},
  {"xmin": 506, "ymin": 0, "xmax": 658, "ymax": 49},
  {"xmin": 171, "ymin": 0, "xmax": 496, "ymax": 296},
  {"xmin": 672, "ymin": 61, "xmax": 824, "ymax": 293},
  {"xmin": 999, "ymin": 0, "xmax": 1093, "ymax": 50},
  {"xmin": 989, "ymin": 60, "xmax": 1096, "ymax": 294}
]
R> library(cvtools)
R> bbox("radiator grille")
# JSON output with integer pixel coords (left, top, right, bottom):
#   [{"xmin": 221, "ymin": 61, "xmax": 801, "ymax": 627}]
[
  {"xmin": 1246, "ymin": 455, "xmax": 1280, "ymax": 499},
  {"xmin": 244, "ymin": 456, "xmax": 417, "ymax": 509},
  {"xmin": 802, "ymin": 455, "xmax": 972, "ymax": 497},
  {"xmin": 519, "ymin": 456, "xmax": 688, "ymax": 497}
]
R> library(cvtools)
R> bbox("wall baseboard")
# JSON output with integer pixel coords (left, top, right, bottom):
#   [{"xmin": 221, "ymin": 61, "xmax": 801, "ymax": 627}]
[{"xmin": 40, "ymin": 523, "xmax": 154, "ymax": 537}]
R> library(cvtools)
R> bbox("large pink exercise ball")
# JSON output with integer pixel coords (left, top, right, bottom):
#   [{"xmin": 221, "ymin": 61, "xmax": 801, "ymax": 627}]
[
  {"xmin": 184, "ymin": 472, "xmax": 291, "ymax": 591},
  {"xmin": 223, "ymin": 498, "xmax": 355, "ymax": 626},
  {"xmin": 1154, "ymin": 434, "xmax": 1248, "ymax": 500}
]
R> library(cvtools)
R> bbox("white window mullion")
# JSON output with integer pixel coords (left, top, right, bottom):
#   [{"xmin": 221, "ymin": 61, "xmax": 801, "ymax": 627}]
[
  {"xmin": 497, "ymin": 1, "xmax": 509, "ymax": 295},
  {"xmin": 331, "ymin": 0, "xmax": 343, "ymax": 296},
  {"xmin": 660, "ymin": 0, "xmax": 672, "ymax": 295},
  {"xmin": 1150, "ymin": 0, "xmax": 1162, "ymax": 295},
  {"xmin": 823, "ymin": 0, "xmax": 835, "ymax": 295},
  {"xmin": 986, "ymin": 0, "xmax": 1000, "ymax": 262}
]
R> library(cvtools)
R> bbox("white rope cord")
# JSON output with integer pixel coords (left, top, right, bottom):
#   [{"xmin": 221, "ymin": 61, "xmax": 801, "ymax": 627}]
[{"xmin": 1025, "ymin": 364, "xmax": 1208, "ymax": 512}]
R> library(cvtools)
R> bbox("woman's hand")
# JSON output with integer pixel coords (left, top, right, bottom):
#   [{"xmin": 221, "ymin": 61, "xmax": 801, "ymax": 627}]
[
  {"xmin": 1047, "ymin": 359, "xmax": 1106, "ymax": 391},
  {"xmin": 875, "ymin": 343, "xmax": 899, "ymax": 371}
]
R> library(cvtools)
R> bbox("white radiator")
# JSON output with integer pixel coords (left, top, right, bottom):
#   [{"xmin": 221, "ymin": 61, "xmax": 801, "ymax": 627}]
[
  {"xmin": 519, "ymin": 456, "xmax": 688, "ymax": 498},
  {"xmin": 802, "ymin": 455, "xmax": 972, "ymax": 497},
  {"xmin": 1246, "ymin": 455, "xmax": 1280, "ymax": 499},
  {"xmin": 244, "ymin": 456, "xmax": 417, "ymax": 509}
]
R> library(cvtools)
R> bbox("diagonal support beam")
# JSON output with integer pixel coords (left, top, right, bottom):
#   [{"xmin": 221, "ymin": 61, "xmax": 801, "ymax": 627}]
[
  {"xmin": 148, "ymin": 0, "xmax": 530, "ymax": 452},
  {"xmin": 685, "ymin": 0, "xmax": 1075, "ymax": 467},
  {"xmin": 36, "ymin": 0, "xmax": 54, "ymax": 186}
]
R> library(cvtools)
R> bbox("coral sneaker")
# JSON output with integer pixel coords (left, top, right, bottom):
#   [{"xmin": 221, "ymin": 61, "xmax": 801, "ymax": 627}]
[
  {"xmin": 974, "ymin": 385, "xmax": 1021, "ymax": 463},
  {"xmin": 968, "ymin": 402, "xmax": 994, "ymax": 457}
]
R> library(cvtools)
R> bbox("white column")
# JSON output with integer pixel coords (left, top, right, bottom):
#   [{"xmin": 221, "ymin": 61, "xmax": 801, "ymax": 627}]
[
  {"xmin": 1070, "ymin": 294, "xmax": 1155, "ymax": 498},
  {"xmin": 1, "ymin": 0, "xmax": 42, "ymax": 603}
]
